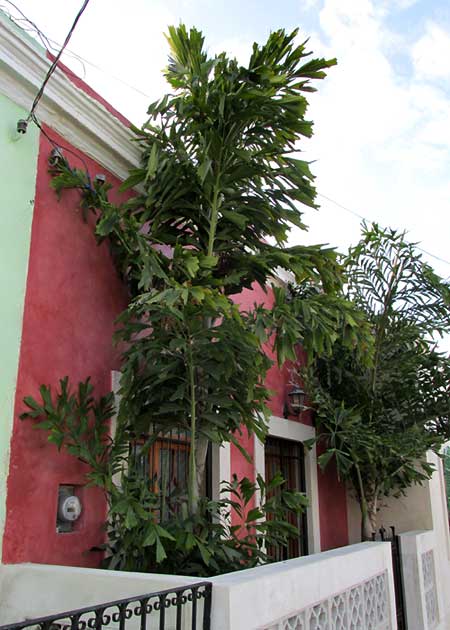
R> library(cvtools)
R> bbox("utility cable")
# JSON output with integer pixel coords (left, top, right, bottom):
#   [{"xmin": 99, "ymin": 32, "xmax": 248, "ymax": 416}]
[
  {"xmin": 31, "ymin": 113, "xmax": 91, "ymax": 175},
  {"xmin": 3, "ymin": 0, "xmax": 151, "ymax": 100},
  {"xmin": 26, "ymin": 0, "xmax": 91, "ymax": 123},
  {"xmin": 0, "ymin": 2, "xmax": 88, "ymax": 78},
  {"xmin": 318, "ymin": 192, "xmax": 450, "ymax": 270},
  {"xmin": 9, "ymin": 0, "xmax": 92, "ymax": 134},
  {"xmin": 1, "ymin": 0, "xmax": 54, "ymax": 51},
  {"xmin": 4, "ymin": 0, "xmax": 105, "ymax": 180},
  {"xmin": 40, "ymin": 36, "xmax": 151, "ymax": 99},
  {"xmin": 7, "ymin": 2, "xmax": 450, "ymax": 272},
  {"xmin": 45, "ymin": 41, "xmax": 152, "ymax": 98}
]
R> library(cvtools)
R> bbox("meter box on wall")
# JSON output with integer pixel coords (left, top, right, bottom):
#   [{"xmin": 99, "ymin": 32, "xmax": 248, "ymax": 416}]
[{"xmin": 57, "ymin": 485, "xmax": 82, "ymax": 533}]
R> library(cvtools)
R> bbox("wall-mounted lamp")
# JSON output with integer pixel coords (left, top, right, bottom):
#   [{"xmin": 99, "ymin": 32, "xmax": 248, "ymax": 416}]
[
  {"xmin": 95, "ymin": 174, "xmax": 106, "ymax": 185},
  {"xmin": 283, "ymin": 385, "xmax": 306, "ymax": 418},
  {"xmin": 48, "ymin": 147, "xmax": 65, "ymax": 168}
]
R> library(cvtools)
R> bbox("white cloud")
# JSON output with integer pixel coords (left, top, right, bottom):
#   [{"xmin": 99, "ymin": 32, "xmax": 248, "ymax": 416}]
[
  {"xmin": 210, "ymin": 36, "xmax": 253, "ymax": 66},
  {"xmin": 385, "ymin": 0, "xmax": 419, "ymax": 9},
  {"xmin": 301, "ymin": 0, "xmax": 321, "ymax": 9},
  {"xmin": 292, "ymin": 0, "xmax": 450, "ymax": 350},
  {"xmin": 8, "ymin": 0, "xmax": 450, "ymax": 294},
  {"xmin": 412, "ymin": 22, "xmax": 450, "ymax": 80},
  {"xmin": 287, "ymin": 0, "xmax": 450, "ymax": 286}
]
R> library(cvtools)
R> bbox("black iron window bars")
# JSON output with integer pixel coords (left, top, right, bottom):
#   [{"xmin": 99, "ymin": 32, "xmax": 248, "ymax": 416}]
[{"xmin": 0, "ymin": 582, "xmax": 212, "ymax": 630}]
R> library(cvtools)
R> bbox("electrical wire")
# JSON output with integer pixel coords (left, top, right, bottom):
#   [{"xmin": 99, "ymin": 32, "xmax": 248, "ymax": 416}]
[
  {"xmin": 43, "ymin": 36, "xmax": 87, "ymax": 79},
  {"xmin": 0, "ymin": 2, "xmax": 88, "ymax": 79},
  {"xmin": 26, "ymin": 0, "xmax": 91, "ymax": 122},
  {"xmin": 318, "ymin": 192, "xmax": 450, "ymax": 270},
  {"xmin": 4, "ymin": 3, "xmax": 449, "ymax": 271},
  {"xmin": 1, "ymin": 0, "xmax": 54, "ymax": 51},
  {"xmin": 45, "ymin": 40, "xmax": 152, "ymax": 98},
  {"xmin": 31, "ymin": 113, "xmax": 91, "ymax": 176},
  {"xmin": 1, "ymin": 1, "xmax": 151, "ymax": 99},
  {"xmin": 2, "ymin": 0, "xmax": 109, "ymax": 180}
]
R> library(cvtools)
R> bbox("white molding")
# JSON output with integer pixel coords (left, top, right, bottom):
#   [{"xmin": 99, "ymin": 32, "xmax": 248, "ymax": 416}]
[
  {"xmin": 0, "ymin": 16, "xmax": 140, "ymax": 180},
  {"xmin": 254, "ymin": 415, "xmax": 321, "ymax": 554},
  {"xmin": 267, "ymin": 415, "xmax": 315, "ymax": 442},
  {"xmin": 211, "ymin": 442, "xmax": 231, "ymax": 502}
]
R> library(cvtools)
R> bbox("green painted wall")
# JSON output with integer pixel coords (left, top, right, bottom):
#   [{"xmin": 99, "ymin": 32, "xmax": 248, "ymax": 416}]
[{"xmin": 0, "ymin": 93, "xmax": 39, "ymax": 557}]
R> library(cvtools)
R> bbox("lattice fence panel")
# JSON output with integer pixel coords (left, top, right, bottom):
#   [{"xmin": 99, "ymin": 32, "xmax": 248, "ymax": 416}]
[
  {"xmin": 260, "ymin": 571, "xmax": 391, "ymax": 630},
  {"xmin": 422, "ymin": 550, "xmax": 439, "ymax": 629}
]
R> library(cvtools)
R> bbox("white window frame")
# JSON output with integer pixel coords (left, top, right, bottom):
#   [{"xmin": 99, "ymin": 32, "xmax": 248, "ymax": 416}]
[
  {"xmin": 210, "ymin": 442, "xmax": 231, "ymax": 502},
  {"xmin": 112, "ymin": 372, "xmax": 320, "ymax": 553},
  {"xmin": 111, "ymin": 370, "xmax": 232, "ymax": 501}
]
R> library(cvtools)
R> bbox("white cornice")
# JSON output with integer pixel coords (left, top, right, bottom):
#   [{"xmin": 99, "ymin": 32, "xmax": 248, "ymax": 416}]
[{"xmin": 0, "ymin": 15, "xmax": 140, "ymax": 180}]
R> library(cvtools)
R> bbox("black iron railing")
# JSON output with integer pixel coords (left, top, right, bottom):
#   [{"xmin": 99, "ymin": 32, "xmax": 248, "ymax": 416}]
[
  {"xmin": 0, "ymin": 582, "xmax": 212, "ymax": 630},
  {"xmin": 372, "ymin": 526, "xmax": 407, "ymax": 630}
]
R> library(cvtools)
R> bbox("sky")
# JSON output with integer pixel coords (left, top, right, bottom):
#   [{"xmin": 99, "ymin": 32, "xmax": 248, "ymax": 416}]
[{"xmin": 3, "ymin": 0, "xmax": 450, "ymax": 284}]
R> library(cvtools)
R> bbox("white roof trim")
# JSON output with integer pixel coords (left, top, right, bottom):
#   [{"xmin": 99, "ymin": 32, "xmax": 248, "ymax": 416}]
[{"xmin": 0, "ymin": 15, "xmax": 140, "ymax": 180}]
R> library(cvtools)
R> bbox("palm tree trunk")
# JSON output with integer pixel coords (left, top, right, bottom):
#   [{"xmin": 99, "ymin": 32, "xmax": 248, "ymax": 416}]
[
  {"xmin": 361, "ymin": 498, "xmax": 373, "ymax": 541},
  {"xmin": 361, "ymin": 493, "xmax": 378, "ymax": 541},
  {"xmin": 354, "ymin": 464, "xmax": 378, "ymax": 541},
  {"xmin": 186, "ymin": 344, "xmax": 210, "ymax": 516},
  {"xmin": 187, "ymin": 345, "xmax": 198, "ymax": 516}
]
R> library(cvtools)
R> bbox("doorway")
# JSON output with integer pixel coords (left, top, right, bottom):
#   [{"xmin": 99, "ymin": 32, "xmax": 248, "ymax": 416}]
[{"xmin": 265, "ymin": 436, "xmax": 309, "ymax": 559}]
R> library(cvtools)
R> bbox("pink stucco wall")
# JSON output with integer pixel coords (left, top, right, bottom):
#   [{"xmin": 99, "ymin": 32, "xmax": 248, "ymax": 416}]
[
  {"xmin": 2, "ymin": 128, "xmax": 129, "ymax": 567},
  {"xmin": 228, "ymin": 285, "xmax": 348, "ymax": 550},
  {"xmin": 3, "ymin": 55, "xmax": 348, "ymax": 564},
  {"xmin": 317, "ymin": 458, "xmax": 349, "ymax": 550}
]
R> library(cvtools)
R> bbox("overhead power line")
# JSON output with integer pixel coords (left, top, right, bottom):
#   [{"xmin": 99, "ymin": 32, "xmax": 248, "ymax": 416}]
[
  {"xmin": 2, "ymin": 0, "xmax": 152, "ymax": 100},
  {"xmin": 1, "ymin": 1, "xmax": 89, "ymax": 79},
  {"xmin": 27, "ymin": 0, "xmax": 91, "ymax": 123},
  {"xmin": 1, "ymin": 0, "xmax": 94, "ymax": 170},
  {"xmin": 5, "ymin": 2, "xmax": 450, "ymax": 273},
  {"xmin": 32, "ymin": 114, "xmax": 91, "ymax": 174},
  {"xmin": 318, "ymin": 193, "xmax": 450, "ymax": 270},
  {"xmin": 8, "ymin": 0, "xmax": 92, "ymax": 134},
  {"xmin": 1, "ymin": 0, "xmax": 54, "ymax": 51}
]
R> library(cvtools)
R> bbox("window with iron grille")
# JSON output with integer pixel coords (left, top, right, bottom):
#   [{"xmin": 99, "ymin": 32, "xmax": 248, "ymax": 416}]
[{"xmin": 130, "ymin": 430, "xmax": 211, "ymax": 518}]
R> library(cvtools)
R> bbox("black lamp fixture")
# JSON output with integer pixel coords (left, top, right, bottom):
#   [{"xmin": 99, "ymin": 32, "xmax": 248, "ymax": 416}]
[
  {"xmin": 48, "ymin": 147, "xmax": 65, "ymax": 168},
  {"xmin": 283, "ymin": 385, "xmax": 306, "ymax": 418}
]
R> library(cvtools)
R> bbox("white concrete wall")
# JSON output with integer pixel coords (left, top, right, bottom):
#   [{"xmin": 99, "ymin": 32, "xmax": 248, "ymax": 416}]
[
  {"xmin": 210, "ymin": 542, "xmax": 396, "ymax": 630},
  {"xmin": 375, "ymin": 481, "xmax": 434, "ymax": 535},
  {"xmin": 346, "ymin": 451, "xmax": 446, "ymax": 545},
  {"xmin": 425, "ymin": 452, "xmax": 450, "ymax": 629},
  {"xmin": 375, "ymin": 452, "xmax": 450, "ymax": 629},
  {"xmin": 0, "ymin": 564, "xmax": 201, "ymax": 625},
  {"xmin": 346, "ymin": 450, "xmax": 450, "ymax": 629},
  {"xmin": 0, "ymin": 543, "xmax": 397, "ymax": 630},
  {"xmin": 399, "ymin": 530, "xmax": 444, "ymax": 630},
  {"xmin": 346, "ymin": 481, "xmax": 434, "ymax": 545}
]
